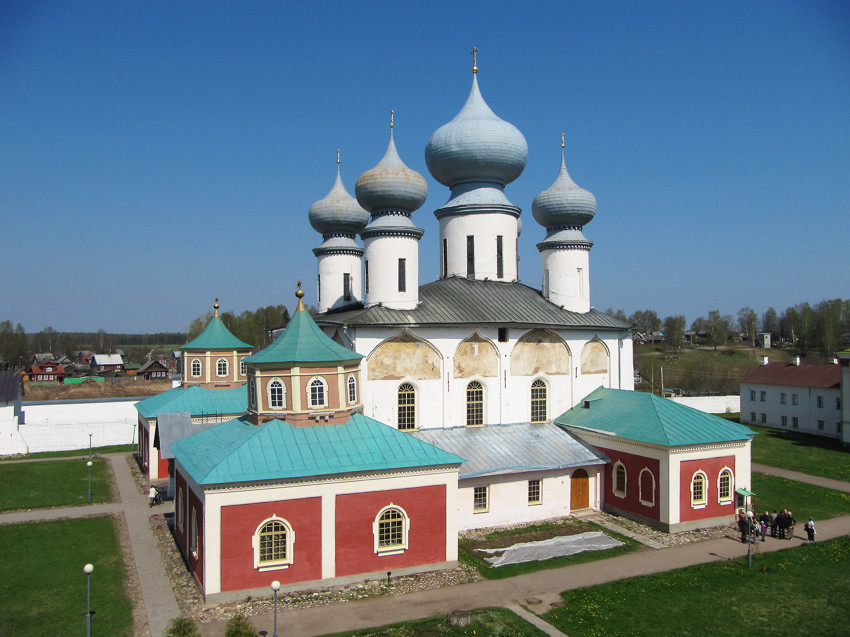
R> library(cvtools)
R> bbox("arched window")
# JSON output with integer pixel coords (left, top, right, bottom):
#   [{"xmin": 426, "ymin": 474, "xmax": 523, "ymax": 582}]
[
  {"xmin": 249, "ymin": 376, "xmax": 257, "ymax": 408},
  {"xmin": 191, "ymin": 359, "xmax": 201, "ymax": 377},
  {"xmin": 639, "ymin": 468, "xmax": 655, "ymax": 507},
  {"xmin": 252, "ymin": 516, "xmax": 294, "ymax": 570},
  {"xmin": 466, "ymin": 381, "xmax": 484, "ymax": 426},
  {"xmin": 530, "ymin": 379, "xmax": 547, "ymax": 423},
  {"xmin": 372, "ymin": 505, "xmax": 409, "ymax": 556},
  {"xmin": 240, "ymin": 358, "xmax": 247, "ymax": 375},
  {"xmin": 309, "ymin": 377, "xmax": 327, "ymax": 408},
  {"xmin": 216, "ymin": 358, "xmax": 228, "ymax": 377},
  {"xmin": 347, "ymin": 375, "xmax": 357, "ymax": 404},
  {"xmin": 613, "ymin": 462, "xmax": 627, "ymax": 497},
  {"xmin": 398, "ymin": 383, "xmax": 416, "ymax": 430},
  {"xmin": 268, "ymin": 379, "xmax": 285, "ymax": 410},
  {"xmin": 717, "ymin": 468, "xmax": 734, "ymax": 504},
  {"xmin": 691, "ymin": 471, "xmax": 708, "ymax": 508}
]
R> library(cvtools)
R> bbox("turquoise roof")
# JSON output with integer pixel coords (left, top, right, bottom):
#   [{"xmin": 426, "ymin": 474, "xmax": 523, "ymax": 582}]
[
  {"xmin": 170, "ymin": 412, "xmax": 464, "ymax": 485},
  {"xmin": 244, "ymin": 306, "xmax": 362, "ymax": 365},
  {"xmin": 182, "ymin": 315, "xmax": 252, "ymax": 351},
  {"xmin": 135, "ymin": 385, "xmax": 247, "ymax": 419},
  {"xmin": 554, "ymin": 387, "xmax": 755, "ymax": 447}
]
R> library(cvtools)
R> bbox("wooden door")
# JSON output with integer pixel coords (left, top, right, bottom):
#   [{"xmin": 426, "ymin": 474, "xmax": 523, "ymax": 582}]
[{"xmin": 571, "ymin": 469, "xmax": 589, "ymax": 510}]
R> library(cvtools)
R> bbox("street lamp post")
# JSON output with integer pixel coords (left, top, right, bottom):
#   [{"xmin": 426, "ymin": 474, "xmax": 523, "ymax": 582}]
[
  {"xmin": 87, "ymin": 460, "xmax": 93, "ymax": 503},
  {"xmin": 88, "ymin": 433, "xmax": 93, "ymax": 460},
  {"xmin": 271, "ymin": 580, "xmax": 281, "ymax": 637},
  {"xmin": 84, "ymin": 563, "xmax": 93, "ymax": 637}
]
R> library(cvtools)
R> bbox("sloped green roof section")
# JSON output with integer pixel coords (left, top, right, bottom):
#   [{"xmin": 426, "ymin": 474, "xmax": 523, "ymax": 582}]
[
  {"xmin": 135, "ymin": 384, "xmax": 247, "ymax": 419},
  {"xmin": 554, "ymin": 387, "xmax": 755, "ymax": 447},
  {"xmin": 244, "ymin": 306, "xmax": 362, "ymax": 365},
  {"xmin": 182, "ymin": 315, "xmax": 252, "ymax": 351},
  {"xmin": 171, "ymin": 411, "xmax": 463, "ymax": 485}
]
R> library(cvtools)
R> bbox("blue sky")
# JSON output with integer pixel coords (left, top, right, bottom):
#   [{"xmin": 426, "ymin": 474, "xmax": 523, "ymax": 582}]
[{"xmin": 2, "ymin": 1, "xmax": 848, "ymax": 333}]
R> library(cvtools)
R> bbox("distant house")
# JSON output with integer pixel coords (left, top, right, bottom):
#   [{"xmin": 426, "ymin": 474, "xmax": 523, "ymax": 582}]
[
  {"xmin": 28, "ymin": 363, "xmax": 66, "ymax": 383},
  {"xmin": 137, "ymin": 360, "xmax": 169, "ymax": 380},
  {"xmin": 91, "ymin": 354, "xmax": 125, "ymax": 374},
  {"xmin": 740, "ymin": 357, "xmax": 842, "ymax": 439}
]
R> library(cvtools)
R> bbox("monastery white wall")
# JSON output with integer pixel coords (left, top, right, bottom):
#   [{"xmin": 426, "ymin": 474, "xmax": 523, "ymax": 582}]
[
  {"xmin": 670, "ymin": 395, "xmax": 740, "ymax": 415},
  {"xmin": 3, "ymin": 398, "xmax": 140, "ymax": 454},
  {"xmin": 541, "ymin": 248, "xmax": 590, "ymax": 313},
  {"xmin": 317, "ymin": 252, "xmax": 363, "ymax": 313},
  {"xmin": 439, "ymin": 212, "xmax": 519, "ymax": 281},
  {"xmin": 363, "ymin": 234, "xmax": 420, "ymax": 309}
]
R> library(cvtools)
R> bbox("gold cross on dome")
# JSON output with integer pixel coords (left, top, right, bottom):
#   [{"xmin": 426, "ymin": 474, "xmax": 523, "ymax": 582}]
[
  {"xmin": 562, "ymin": 132, "xmax": 565, "ymax": 149},
  {"xmin": 391, "ymin": 110, "xmax": 394, "ymax": 129},
  {"xmin": 336, "ymin": 149, "xmax": 340, "ymax": 165},
  {"xmin": 471, "ymin": 46, "xmax": 479, "ymax": 73}
]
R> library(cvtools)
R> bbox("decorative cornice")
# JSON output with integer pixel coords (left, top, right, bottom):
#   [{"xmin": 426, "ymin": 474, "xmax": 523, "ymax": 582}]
[
  {"xmin": 360, "ymin": 226, "xmax": 424, "ymax": 240},
  {"xmin": 433, "ymin": 203, "xmax": 521, "ymax": 220},
  {"xmin": 312, "ymin": 246, "xmax": 365, "ymax": 257},
  {"xmin": 536, "ymin": 240, "xmax": 593, "ymax": 252}
]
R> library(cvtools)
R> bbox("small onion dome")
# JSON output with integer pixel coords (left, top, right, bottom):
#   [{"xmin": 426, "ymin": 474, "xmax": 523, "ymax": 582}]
[
  {"xmin": 356, "ymin": 130, "xmax": 428, "ymax": 213},
  {"xmin": 425, "ymin": 74, "xmax": 528, "ymax": 188},
  {"xmin": 308, "ymin": 167, "xmax": 369, "ymax": 235},
  {"xmin": 532, "ymin": 154, "xmax": 596, "ymax": 229}
]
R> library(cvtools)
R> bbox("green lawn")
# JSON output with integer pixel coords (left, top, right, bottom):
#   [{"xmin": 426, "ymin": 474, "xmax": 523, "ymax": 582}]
[
  {"xmin": 0, "ymin": 444, "xmax": 136, "ymax": 461},
  {"xmin": 323, "ymin": 606, "xmax": 548, "ymax": 636},
  {"xmin": 0, "ymin": 517, "xmax": 133, "ymax": 636},
  {"xmin": 459, "ymin": 519, "xmax": 643, "ymax": 579},
  {"xmin": 749, "ymin": 424, "xmax": 850, "ymax": 482},
  {"xmin": 751, "ymin": 472, "xmax": 850, "ymax": 522},
  {"xmin": 542, "ymin": 536, "xmax": 850, "ymax": 636},
  {"xmin": 0, "ymin": 457, "xmax": 112, "ymax": 511}
]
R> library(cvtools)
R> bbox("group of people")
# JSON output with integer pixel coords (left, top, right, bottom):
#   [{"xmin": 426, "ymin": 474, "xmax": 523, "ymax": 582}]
[{"xmin": 738, "ymin": 509, "xmax": 817, "ymax": 543}]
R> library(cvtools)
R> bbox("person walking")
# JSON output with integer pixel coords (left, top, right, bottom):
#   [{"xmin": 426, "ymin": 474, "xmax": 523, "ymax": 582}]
[
  {"xmin": 769, "ymin": 509, "xmax": 778, "ymax": 538},
  {"xmin": 149, "ymin": 485, "xmax": 158, "ymax": 507},
  {"xmin": 787, "ymin": 510, "xmax": 796, "ymax": 540},
  {"xmin": 804, "ymin": 517, "xmax": 816, "ymax": 542}
]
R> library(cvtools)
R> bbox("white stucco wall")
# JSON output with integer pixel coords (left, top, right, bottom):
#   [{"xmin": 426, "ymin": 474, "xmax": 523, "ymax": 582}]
[
  {"xmin": 740, "ymin": 382, "xmax": 841, "ymax": 438},
  {"xmin": 439, "ymin": 212, "xmax": 519, "ymax": 281},
  {"xmin": 541, "ymin": 247, "xmax": 591, "ymax": 313},
  {"xmin": 671, "ymin": 395, "xmax": 740, "ymax": 414},
  {"xmin": 363, "ymin": 234, "xmax": 420, "ymax": 309}
]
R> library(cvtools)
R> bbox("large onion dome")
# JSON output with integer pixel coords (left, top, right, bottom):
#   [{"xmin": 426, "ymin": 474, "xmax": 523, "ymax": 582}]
[
  {"xmin": 308, "ymin": 166, "xmax": 369, "ymax": 235},
  {"xmin": 356, "ymin": 128, "xmax": 427, "ymax": 213},
  {"xmin": 425, "ymin": 74, "xmax": 528, "ymax": 187},
  {"xmin": 532, "ymin": 152, "xmax": 596, "ymax": 229}
]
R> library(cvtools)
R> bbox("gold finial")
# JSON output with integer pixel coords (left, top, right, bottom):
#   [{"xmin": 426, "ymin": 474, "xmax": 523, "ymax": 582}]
[
  {"xmin": 390, "ymin": 109, "xmax": 394, "ymax": 129},
  {"xmin": 471, "ymin": 46, "xmax": 479, "ymax": 74},
  {"xmin": 213, "ymin": 298, "xmax": 220, "ymax": 317},
  {"xmin": 295, "ymin": 281, "xmax": 306, "ymax": 311},
  {"xmin": 336, "ymin": 149, "xmax": 340, "ymax": 165},
  {"xmin": 561, "ymin": 132, "xmax": 565, "ymax": 149}
]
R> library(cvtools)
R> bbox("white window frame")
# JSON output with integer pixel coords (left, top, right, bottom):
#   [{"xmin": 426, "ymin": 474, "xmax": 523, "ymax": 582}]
[
  {"xmin": 372, "ymin": 504, "xmax": 410, "ymax": 556},
  {"xmin": 268, "ymin": 378, "xmax": 286, "ymax": 410},
  {"xmin": 691, "ymin": 471, "xmax": 708, "ymax": 509},
  {"xmin": 466, "ymin": 380, "xmax": 485, "ymax": 427},
  {"xmin": 190, "ymin": 508, "xmax": 199, "ymax": 559},
  {"xmin": 249, "ymin": 376, "xmax": 257, "ymax": 408},
  {"xmin": 308, "ymin": 377, "xmax": 328, "ymax": 408},
  {"xmin": 240, "ymin": 358, "xmax": 247, "ymax": 376},
  {"xmin": 473, "ymin": 486, "xmax": 489, "ymax": 512},
  {"xmin": 347, "ymin": 374, "xmax": 357, "ymax": 405},
  {"xmin": 216, "ymin": 357, "xmax": 228, "ymax": 377},
  {"xmin": 530, "ymin": 378, "xmax": 547, "ymax": 423},
  {"xmin": 613, "ymin": 461, "xmax": 627, "ymax": 498},
  {"xmin": 397, "ymin": 382, "xmax": 416, "ymax": 430},
  {"xmin": 717, "ymin": 467, "xmax": 734, "ymax": 505},
  {"xmin": 191, "ymin": 358, "xmax": 201, "ymax": 378},
  {"xmin": 252, "ymin": 516, "xmax": 295, "ymax": 571},
  {"xmin": 638, "ymin": 467, "xmax": 655, "ymax": 507}
]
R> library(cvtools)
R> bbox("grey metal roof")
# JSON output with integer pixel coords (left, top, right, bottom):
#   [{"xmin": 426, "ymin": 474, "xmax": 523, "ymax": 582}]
[
  {"xmin": 0, "ymin": 376, "xmax": 21, "ymax": 402},
  {"xmin": 155, "ymin": 411, "xmax": 217, "ymax": 460},
  {"xmin": 411, "ymin": 422, "xmax": 608, "ymax": 479},
  {"xmin": 318, "ymin": 277, "xmax": 631, "ymax": 330}
]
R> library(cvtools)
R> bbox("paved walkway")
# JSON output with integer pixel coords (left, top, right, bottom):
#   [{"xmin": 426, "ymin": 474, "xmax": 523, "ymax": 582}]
[
  {"xmin": 0, "ymin": 453, "xmax": 180, "ymax": 637},
  {"xmin": 753, "ymin": 463, "xmax": 850, "ymax": 492}
]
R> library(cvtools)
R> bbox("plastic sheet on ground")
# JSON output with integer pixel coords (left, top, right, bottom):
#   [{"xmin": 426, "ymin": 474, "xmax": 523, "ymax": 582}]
[{"xmin": 476, "ymin": 531, "xmax": 625, "ymax": 567}]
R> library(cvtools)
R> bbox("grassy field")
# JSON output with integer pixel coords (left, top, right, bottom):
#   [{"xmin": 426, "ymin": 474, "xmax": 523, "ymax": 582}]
[
  {"xmin": 459, "ymin": 519, "xmax": 642, "ymax": 579},
  {"xmin": 0, "ymin": 444, "xmax": 136, "ymax": 462},
  {"xmin": 542, "ymin": 536, "xmax": 850, "ymax": 636},
  {"xmin": 0, "ymin": 457, "xmax": 112, "ymax": 511},
  {"xmin": 24, "ymin": 378, "xmax": 171, "ymax": 401},
  {"xmin": 749, "ymin": 424, "xmax": 850, "ymax": 482},
  {"xmin": 0, "ymin": 517, "xmax": 133, "ymax": 636},
  {"xmin": 323, "ymin": 606, "xmax": 549, "ymax": 637},
  {"xmin": 751, "ymin": 473, "xmax": 850, "ymax": 522}
]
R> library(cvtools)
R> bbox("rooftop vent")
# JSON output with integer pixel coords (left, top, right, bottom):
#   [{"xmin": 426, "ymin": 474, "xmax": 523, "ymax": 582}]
[{"xmin": 584, "ymin": 400, "xmax": 591, "ymax": 409}]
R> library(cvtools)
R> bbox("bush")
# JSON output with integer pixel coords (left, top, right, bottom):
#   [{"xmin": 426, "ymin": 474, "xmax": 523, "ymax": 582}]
[
  {"xmin": 165, "ymin": 616, "xmax": 201, "ymax": 637},
  {"xmin": 225, "ymin": 613, "xmax": 258, "ymax": 637}
]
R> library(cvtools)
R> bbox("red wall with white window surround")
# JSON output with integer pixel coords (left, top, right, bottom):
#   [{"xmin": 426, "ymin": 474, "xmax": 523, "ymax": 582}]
[
  {"xmin": 335, "ymin": 485, "xmax": 447, "ymax": 577},
  {"xmin": 679, "ymin": 455, "xmax": 737, "ymax": 522},
  {"xmin": 219, "ymin": 497, "xmax": 322, "ymax": 591},
  {"xmin": 596, "ymin": 446, "xmax": 660, "ymax": 521},
  {"xmin": 187, "ymin": 488, "xmax": 205, "ymax": 586},
  {"xmin": 174, "ymin": 473, "xmax": 188, "ymax": 548}
]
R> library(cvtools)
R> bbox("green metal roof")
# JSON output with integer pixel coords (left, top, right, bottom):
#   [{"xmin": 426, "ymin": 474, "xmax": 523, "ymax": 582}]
[
  {"xmin": 244, "ymin": 305, "xmax": 362, "ymax": 365},
  {"xmin": 554, "ymin": 387, "xmax": 755, "ymax": 447},
  {"xmin": 181, "ymin": 315, "xmax": 252, "ymax": 351},
  {"xmin": 135, "ymin": 384, "xmax": 247, "ymax": 419},
  {"xmin": 171, "ymin": 411, "xmax": 463, "ymax": 485}
]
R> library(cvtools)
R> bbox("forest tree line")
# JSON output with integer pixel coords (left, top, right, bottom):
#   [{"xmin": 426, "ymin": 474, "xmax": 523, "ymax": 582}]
[{"xmin": 607, "ymin": 298, "xmax": 849, "ymax": 355}]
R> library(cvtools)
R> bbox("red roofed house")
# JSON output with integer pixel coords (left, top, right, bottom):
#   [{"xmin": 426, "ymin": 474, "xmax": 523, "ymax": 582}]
[
  {"xmin": 28, "ymin": 363, "xmax": 66, "ymax": 383},
  {"xmin": 740, "ymin": 356, "xmax": 842, "ymax": 439}
]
